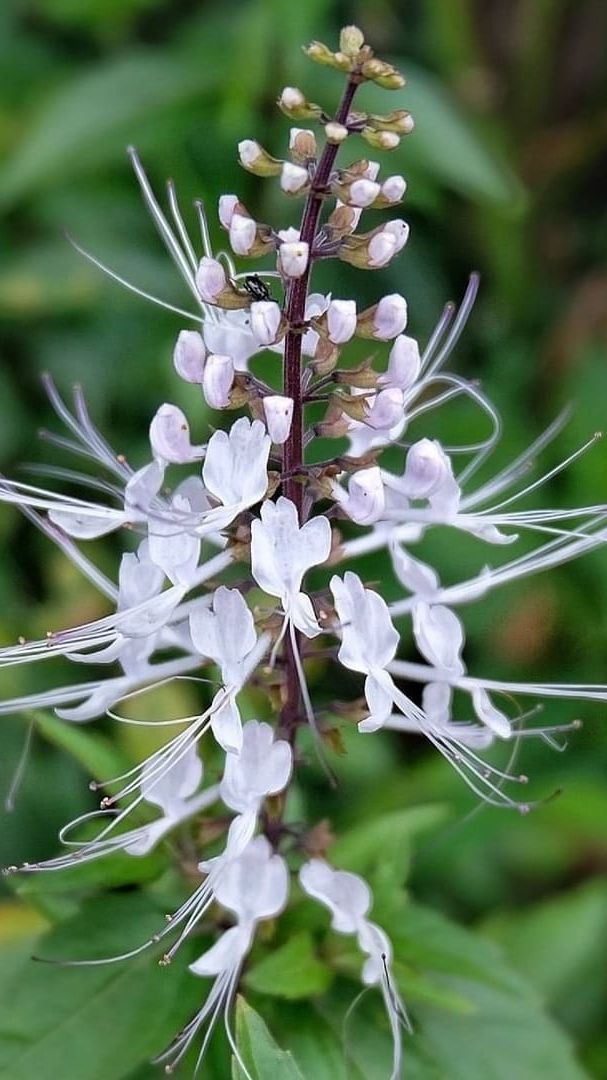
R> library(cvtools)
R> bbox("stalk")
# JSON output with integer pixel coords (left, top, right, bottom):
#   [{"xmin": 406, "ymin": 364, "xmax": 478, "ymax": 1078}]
[{"xmin": 279, "ymin": 74, "xmax": 360, "ymax": 742}]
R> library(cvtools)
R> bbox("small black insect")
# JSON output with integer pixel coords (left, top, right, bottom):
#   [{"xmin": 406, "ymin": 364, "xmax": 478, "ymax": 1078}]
[{"xmin": 242, "ymin": 274, "xmax": 272, "ymax": 302}]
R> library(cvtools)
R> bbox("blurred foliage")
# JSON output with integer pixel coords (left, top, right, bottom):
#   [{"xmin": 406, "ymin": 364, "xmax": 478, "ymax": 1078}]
[{"xmin": 0, "ymin": 0, "xmax": 607, "ymax": 1077}]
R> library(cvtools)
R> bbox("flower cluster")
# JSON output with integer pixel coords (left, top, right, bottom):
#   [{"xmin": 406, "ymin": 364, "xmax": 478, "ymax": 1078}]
[{"xmin": 2, "ymin": 23, "xmax": 607, "ymax": 1077}]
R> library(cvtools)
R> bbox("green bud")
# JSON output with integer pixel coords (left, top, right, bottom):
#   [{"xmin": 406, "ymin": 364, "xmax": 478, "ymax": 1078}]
[{"xmin": 361, "ymin": 127, "xmax": 401, "ymax": 150}]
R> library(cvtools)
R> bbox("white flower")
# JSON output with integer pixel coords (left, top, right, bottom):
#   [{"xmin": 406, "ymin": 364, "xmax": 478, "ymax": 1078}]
[
  {"xmin": 189, "ymin": 586, "xmax": 261, "ymax": 691},
  {"xmin": 173, "ymin": 329, "xmax": 206, "ymax": 384},
  {"xmin": 149, "ymin": 403, "xmax": 204, "ymax": 464},
  {"xmin": 220, "ymin": 720, "xmax": 292, "ymax": 815},
  {"xmin": 263, "ymin": 395, "xmax": 294, "ymax": 444},
  {"xmin": 278, "ymin": 240, "xmax": 309, "ymax": 278},
  {"xmin": 147, "ymin": 483, "xmax": 202, "ymax": 587},
  {"xmin": 251, "ymin": 497, "xmax": 331, "ymax": 636},
  {"xmin": 373, "ymin": 294, "xmax": 408, "ymax": 340},
  {"xmin": 327, "ymin": 299, "xmax": 357, "ymax": 344},
  {"xmin": 412, "ymin": 601, "xmax": 465, "ymax": 677},
  {"xmin": 202, "ymin": 353, "xmax": 234, "ymax": 409},
  {"xmin": 330, "ymin": 571, "xmax": 400, "ymax": 732},
  {"xmin": 250, "ymin": 300, "xmax": 282, "ymax": 345},
  {"xmin": 202, "ymin": 308, "xmax": 260, "ymax": 372},
  {"xmin": 200, "ymin": 417, "xmax": 270, "ymax": 532},
  {"xmin": 163, "ymin": 837, "xmax": 289, "ymax": 1076},
  {"xmin": 299, "ymin": 859, "xmax": 407, "ymax": 1080}
]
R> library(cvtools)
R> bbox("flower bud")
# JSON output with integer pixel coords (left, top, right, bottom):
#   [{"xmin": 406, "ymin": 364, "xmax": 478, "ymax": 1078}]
[
  {"xmin": 263, "ymin": 395, "xmax": 294, "ymax": 444},
  {"xmin": 381, "ymin": 334, "xmax": 421, "ymax": 390},
  {"xmin": 280, "ymin": 162, "xmax": 309, "ymax": 194},
  {"xmin": 361, "ymin": 59, "xmax": 406, "ymax": 90},
  {"xmin": 218, "ymin": 194, "xmax": 239, "ymax": 229},
  {"xmin": 173, "ymin": 329, "xmax": 206, "ymax": 384},
  {"xmin": 149, "ymin": 403, "xmax": 202, "ymax": 464},
  {"xmin": 203, "ymin": 354, "xmax": 234, "ymax": 409},
  {"xmin": 372, "ymin": 294, "xmax": 408, "ymax": 340},
  {"xmin": 327, "ymin": 299, "xmax": 357, "ymax": 344},
  {"xmin": 334, "ymin": 466, "xmax": 385, "ymax": 525},
  {"xmin": 349, "ymin": 178, "xmax": 381, "ymax": 208},
  {"xmin": 402, "ymin": 439, "xmax": 448, "ymax": 498},
  {"xmin": 324, "ymin": 122, "xmax": 349, "ymax": 145},
  {"xmin": 305, "ymin": 40, "xmax": 340, "ymax": 67},
  {"xmin": 381, "ymin": 175, "xmax": 407, "ymax": 204},
  {"xmin": 279, "ymin": 86, "xmax": 305, "ymax": 110},
  {"xmin": 364, "ymin": 387, "xmax": 404, "ymax": 431},
  {"xmin": 250, "ymin": 301, "xmax": 282, "ymax": 346},
  {"xmin": 238, "ymin": 139, "xmax": 282, "ymax": 176},
  {"xmin": 289, "ymin": 128, "xmax": 317, "ymax": 162},
  {"xmin": 229, "ymin": 212, "xmax": 257, "ymax": 256},
  {"xmin": 196, "ymin": 256, "xmax": 227, "ymax": 303},
  {"xmin": 278, "ymin": 86, "xmax": 322, "ymax": 120},
  {"xmin": 362, "ymin": 128, "xmax": 401, "ymax": 151},
  {"xmin": 339, "ymin": 25, "xmax": 365, "ymax": 56},
  {"xmin": 369, "ymin": 110, "xmax": 414, "ymax": 134},
  {"xmin": 278, "ymin": 240, "xmax": 309, "ymax": 279},
  {"xmin": 368, "ymin": 220, "xmax": 409, "ymax": 268}
]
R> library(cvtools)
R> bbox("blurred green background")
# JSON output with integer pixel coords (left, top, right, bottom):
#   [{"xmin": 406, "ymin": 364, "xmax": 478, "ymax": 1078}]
[{"xmin": 1, "ymin": 0, "xmax": 607, "ymax": 1077}]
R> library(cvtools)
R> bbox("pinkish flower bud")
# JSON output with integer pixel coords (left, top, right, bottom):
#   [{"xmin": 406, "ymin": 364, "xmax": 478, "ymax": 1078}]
[
  {"xmin": 364, "ymin": 161, "xmax": 381, "ymax": 180},
  {"xmin": 365, "ymin": 387, "xmax": 405, "ymax": 431},
  {"xmin": 280, "ymin": 162, "xmax": 309, "ymax": 194},
  {"xmin": 280, "ymin": 86, "xmax": 306, "ymax": 110},
  {"xmin": 381, "ymin": 175, "xmax": 407, "ymax": 203},
  {"xmin": 324, "ymin": 122, "xmax": 349, "ymax": 144},
  {"xmin": 327, "ymin": 299, "xmax": 357, "ymax": 344},
  {"xmin": 203, "ymin": 354, "xmax": 234, "ymax": 409},
  {"xmin": 335, "ymin": 466, "xmax": 385, "ymax": 525},
  {"xmin": 229, "ymin": 213, "xmax": 257, "ymax": 256},
  {"xmin": 250, "ymin": 301, "xmax": 282, "ymax": 346},
  {"xmin": 196, "ymin": 257, "xmax": 227, "ymax": 303},
  {"xmin": 373, "ymin": 294, "xmax": 408, "ymax": 340},
  {"xmin": 349, "ymin": 178, "xmax": 381, "ymax": 207},
  {"xmin": 149, "ymin": 404, "xmax": 202, "ymax": 463},
  {"xmin": 382, "ymin": 334, "xmax": 421, "ymax": 390},
  {"xmin": 367, "ymin": 220, "xmax": 409, "ymax": 268},
  {"xmin": 218, "ymin": 194, "xmax": 239, "ymax": 229},
  {"xmin": 173, "ymin": 329, "xmax": 206, "ymax": 383},
  {"xmin": 402, "ymin": 438, "xmax": 449, "ymax": 498},
  {"xmin": 278, "ymin": 240, "xmax": 309, "ymax": 279},
  {"xmin": 238, "ymin": 140, "xmax": 263, "ymax": 168},
  {"xmin": 263, "ymin": 395, "xmax": 294, "ymax": 444}
]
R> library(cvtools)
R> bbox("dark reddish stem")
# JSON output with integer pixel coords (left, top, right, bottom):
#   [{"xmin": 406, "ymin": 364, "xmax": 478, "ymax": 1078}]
[
  {"xmin": 282, "ymin": 73, "xmax": 360, "ymax": 519},
  {"xmin": 279, "ymin": 74, "xmax": 361, "ymax": 743}
]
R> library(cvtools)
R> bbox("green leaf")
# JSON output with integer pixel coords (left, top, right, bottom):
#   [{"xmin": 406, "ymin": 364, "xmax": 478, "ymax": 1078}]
[
  {"xmin": 0, "ymin": 51, "xmax": 222, "ymax": 206},
  {"xmin": 331, "ymin": 804, "xmax": 446, "ymax": 887},
  {"xmin": 28, "ymin": 709, "xmax": 129, "ymax": 783},
  {"xmin": 365, "ymin": 63, "xmax": 526, "ymax": 209},
  {"xmin": 233, "ymin": 997, "xmax": 304, "ymax": 1080},
  {"xmin": 390, "ymin": 903, "xmax": 588, "ymax": 1079},
  {"xmin": 482, "ymin": 877, "xmax": 607, "ymax": 1034},
  {"xmin": 244, "ymin": 932, "xmax": 332, "ymax": 1000},
  {"xmin": 0, "ymin": 892, "xmax": 204, "ymax": 1080}
]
